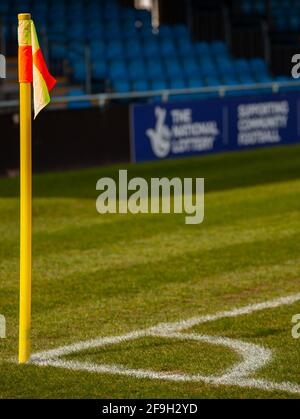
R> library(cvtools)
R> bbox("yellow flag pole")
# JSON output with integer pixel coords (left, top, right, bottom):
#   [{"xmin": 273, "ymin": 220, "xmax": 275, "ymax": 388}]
[{"xmin": 18, "ymin": 13, "xmax": 32, "ymax": 364}]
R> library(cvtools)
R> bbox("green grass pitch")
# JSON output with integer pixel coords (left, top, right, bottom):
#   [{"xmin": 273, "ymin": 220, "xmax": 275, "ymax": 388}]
[{"xmin": 0, "ymin": 144, "xmax": 300, "ymax": 399}]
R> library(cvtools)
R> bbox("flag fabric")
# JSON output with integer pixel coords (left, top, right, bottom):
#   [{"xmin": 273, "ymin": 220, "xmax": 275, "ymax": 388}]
[{"xmin": 18, "ymin": 19, "xmax": 56, "ymax": 118}]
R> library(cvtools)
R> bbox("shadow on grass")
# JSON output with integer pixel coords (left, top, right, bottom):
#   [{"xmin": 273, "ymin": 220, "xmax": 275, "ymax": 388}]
[{"xmin": 0, "ymin": 144, "xmax": 300, "ymax": 199}]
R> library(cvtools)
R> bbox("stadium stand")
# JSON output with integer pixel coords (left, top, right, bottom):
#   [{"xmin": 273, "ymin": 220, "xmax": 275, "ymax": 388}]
[
  {"xmin": 239, "ymin": 0, "xmax": 300, "ymax": 31},
  {"xmin": 0, "ymin": 0, "xmax": 299, "ymax": 107}
]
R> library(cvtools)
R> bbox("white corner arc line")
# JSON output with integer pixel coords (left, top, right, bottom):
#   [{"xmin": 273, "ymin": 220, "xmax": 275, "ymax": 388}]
[
  {"xmin": 30, "ymin": 293, "xmax": 300, "ymax": 396},
  {"xmin": 31, "ymin": 292, "xmax": 300, "ymax": 361},
  {"xmin": 33, "ymin": 358, "xmax": 300, "ymax": 395},
  {"xmin": 155, "ymin": 332, "xmax": 272, "ymax": 380},
  {"xmin": 149, "ymin": 292, "xmax": 300, "ymax": 334}
]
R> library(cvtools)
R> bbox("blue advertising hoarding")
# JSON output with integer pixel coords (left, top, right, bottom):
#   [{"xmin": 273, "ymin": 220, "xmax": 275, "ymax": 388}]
[{"xmin": 130, "ymin": 93, "xmax": 300, "ymax": 163}]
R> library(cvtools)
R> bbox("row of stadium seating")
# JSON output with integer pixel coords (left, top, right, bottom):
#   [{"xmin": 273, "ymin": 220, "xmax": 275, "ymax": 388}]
[
  {"xmin": 1, "ymin": 0, "xmax": 151, "ymax": 26},
  {"xmin": 241, "ymin": 0, "xmax": 266, "ymax": 15},
  {"xmin": 0, "ymin": 0, "xmax": 299, "ymax": 107},
  {"xmin": 241, "ymin": 0, "xmax": 300, "ymax": 31},
  {"xmin": 75, "ymin": 55, "xmax": 273, "ymax": 87}
]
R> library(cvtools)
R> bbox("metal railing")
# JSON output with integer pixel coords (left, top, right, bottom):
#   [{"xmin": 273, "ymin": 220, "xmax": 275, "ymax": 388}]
[{"xmin": 0, "ymin": 79, "xmax": 300, "ymax": 112}]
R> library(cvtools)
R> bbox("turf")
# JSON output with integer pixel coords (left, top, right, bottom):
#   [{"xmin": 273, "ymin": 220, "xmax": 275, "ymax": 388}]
[{"xmin": 0, "ymin": 144, "xmax": 300, "ymax": 399}]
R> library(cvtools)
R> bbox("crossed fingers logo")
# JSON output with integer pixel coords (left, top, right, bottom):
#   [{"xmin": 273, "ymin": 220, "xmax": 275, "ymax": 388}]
[{"xmin": 146, "ymin": 107, "xmax": 172, "ymax": 159}]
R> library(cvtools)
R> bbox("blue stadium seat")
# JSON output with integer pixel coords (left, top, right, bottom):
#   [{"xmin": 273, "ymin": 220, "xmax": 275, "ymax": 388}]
[
  {"xmin": 249, "ymin": 58, "xmax": 268, "ymax": 73},
  {"xmin": 133, "ymin": 79, "xmax": 150, "ymax": 92},
  {"xmin": 194, "ymin": 42, "xmax": 211, "ymax": 56},
  {"xmin": 90, "ymin": 41, "xmax": 106, "ymax": 60},
  {"xmin": 72, "ymin": 62, "xmax": 87, "ymax": 83},
  {"xmin": 177, "ymin": 39, "xmax": 194, "ymax": 56},
  {"xmin": 143, "ymin": 39, "xmax": 160, "ymax": 58},
  {"xmin": 67, "ymin": 50, "xmax": 85, "ymax": 67},
  {"xmin": 108, "ymin": 60, "xmax": 128, "ymax": 80},
  {"xmin": 112, "ymin": 80, "xmax": 131, "ymax": 93},
  {"xmin": 160, "ymin": 39, "xmax": 177, "ymax": 56},
  {"xmin": 183, "ymin": 58, "xmax": 200, "ymax": 77},
  {"xmin": 158, "ymin": 25, "xmax": 173, "ymax": 38},
  {"xmin": 50, "ymin": 43, "xmax": 67, "ymax": 60},
  {"xmin": 49, "ymin": 21, "xmax": 66, "ymax": 34},
  {"xmin": 106, "ymin": 41, "xmax": 124, "ymax": 60},
  {"xmin": 234, "ymin": 59, "xmax": 251, "ymax": 75},
  {"xmin": 120, "ymin": 7, "xmax": 136, "ymax": 21},
  {"xmin": 125, "ymin": 40, "xmax": 143, "ymax": 59},
  {"xmin": 211, "ymin": 41, "xmax": 228, "ymax": 56},
  {"xmin": 206, "ymin": 76, "xmax": 221, "ymax": 87},
  {"xmin": 67, "ymin": 24, "xmax": 85, "ymax": 40},
  {"xmin": 128, "ymin": 59, "xmax": 146, "ymax": 80},
  {"xmin": 188, "ymin": 76, "xmax": 204, "ymax": 88},
  {"xmin": 170, "ymin": 78, "xmax": 187, "ymax": 90},
  {"xmin": 254, "ymin": 73, "xmax": 273, "ymax": 83},
  {"xmin": 86, "ymin": 26, "xmax": 104, "ymax": 42},
  {"xmin": 92, "ymin": 61, "xmax": 107, "ymax": 80},
  {"xmin": 200, "ymin": 59, "xmax": 218, "ymax": 77},
  {"xmin": 139, "ymin": 24, "xmax": 155, "ymax": 40},
  {"xmin": 223, "ymin": 74, "xmax": 239, "ymax": 85},
  {"xmin": 151, "ymin": 79, "xmax": 169, "ymax": 91},
  {"xmin": 164, "ymin": 58, "xmax": 184, "ymax": 78},
  {"xmin": 86, "ymin": 11, "xmax": 103, "ymax": 22},
  {"xmin": 173, "ymin": 25, "xmax": 189, "ymax": 39},
  {"xmin": 104, "ymin": 6, "xmax": 120, "ymax": 21},
  {"xmin": 48, "ymin": 33, "xmax": 66, "ymax": 43},
  {"xmin": 147, "ymin": 60, "xmax": 164, "ymax": 78},
  {"xmin": 121, "ymin": 22, "xmax": 138, "ymax": 39},
  {"xmin": 103, "ymin": 23, "xmax": 122, "ymax": 40},
  {"xmin": 238, "ymin": 73, "xmax": 256, "ymax": 84}
]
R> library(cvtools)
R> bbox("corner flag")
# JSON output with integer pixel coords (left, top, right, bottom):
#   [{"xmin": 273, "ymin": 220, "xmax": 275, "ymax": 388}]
[
  {"xmin": 19, "ymin": 16, "xmax": 56, "ymax": 118},
  {"xmin": 18, "ymin": 13, "xmax": 56, "ymax": 364}
]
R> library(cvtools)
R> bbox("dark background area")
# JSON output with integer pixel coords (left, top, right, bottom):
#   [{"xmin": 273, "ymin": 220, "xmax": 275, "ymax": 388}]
[{"xmin": 0, "ymin": 106, "xmax": 131, "ymax": 175}]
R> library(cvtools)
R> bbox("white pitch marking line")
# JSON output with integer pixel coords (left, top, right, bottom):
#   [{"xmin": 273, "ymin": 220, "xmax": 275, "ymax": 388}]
[
  {"xmin": 31, "ymin": 330, "xmax": 148, "ymax": 362},
  {"xmin": 155, "ymin": 332, "xmax": 272, "ymax": 380},
  {"xmin": 149, "ymin": 292, "xmax": 300, "ymax": 334},
  {"xmin": 30, "ymin": 293, "xmax": 300, "ymax": 395},
  {"xmin": 33, "ymin": 332, "xmax": 272, "ymax": 382},
  {"xmin": 33, "ymin": 358, "xmax": 300, "ymax": 395},
  {"xmin": 32, "ymin": 292, "xmax": 300, "ymax": 361}
]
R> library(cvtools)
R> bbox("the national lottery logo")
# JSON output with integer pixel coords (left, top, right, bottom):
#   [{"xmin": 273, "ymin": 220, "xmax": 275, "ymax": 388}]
[
  {"xmin": 146, "ymin": 106, "xmax": 220, "ymax": 159},
  {"xmin": 146, "ymin": 107, "xmax": 172, "ymax": 158}
]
